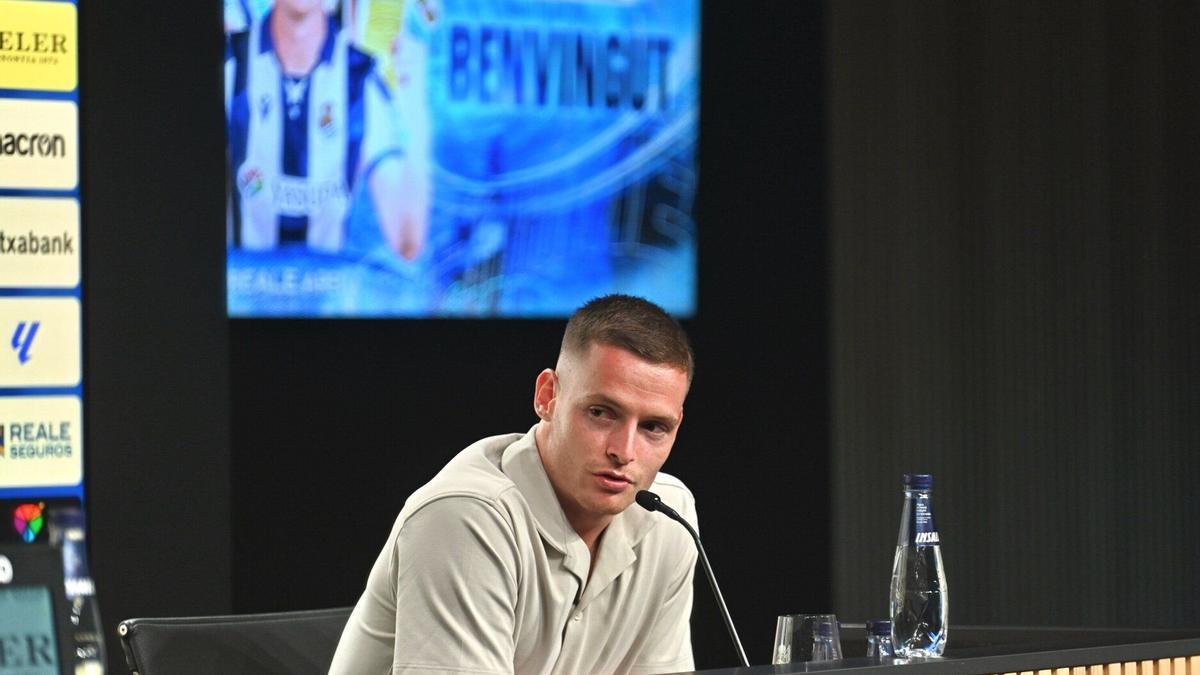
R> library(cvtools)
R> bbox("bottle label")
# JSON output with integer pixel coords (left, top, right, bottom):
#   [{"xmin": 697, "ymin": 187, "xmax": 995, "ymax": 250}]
[{"xmin": 911, "ymin": 498, "xmax": 940, "ymax": 545}]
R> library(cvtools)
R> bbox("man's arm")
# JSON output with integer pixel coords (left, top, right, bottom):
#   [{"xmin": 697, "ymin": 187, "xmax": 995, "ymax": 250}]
[
  {"xmin": 391, "ymin": 497, "xmax": 521, "ymax": 674},
  {"xmin": 329, "ymin": 496, "xmax": 521, "ymax": 675},
  {"xmin": 360, "ymin": 68, "xmax": 430, "ymax": 261},
  {"xmin": 369, "ymin": 155, "xmax": 429, "ymax": 260}
]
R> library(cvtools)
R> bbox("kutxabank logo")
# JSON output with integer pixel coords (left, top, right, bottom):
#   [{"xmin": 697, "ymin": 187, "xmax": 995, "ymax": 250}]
[{"xmin": 12, "ymin": 502, "xmax": 45, "ymax": 543}]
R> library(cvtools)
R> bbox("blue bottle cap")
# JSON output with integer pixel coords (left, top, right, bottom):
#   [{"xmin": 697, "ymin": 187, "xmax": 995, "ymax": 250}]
[
  {"xmin": 903, "ymin": 473, "xmax": 933, "ymax": 490},
  {"xmin": 865, "ymin": 619, "xmax": 892, "ymax": 635}
]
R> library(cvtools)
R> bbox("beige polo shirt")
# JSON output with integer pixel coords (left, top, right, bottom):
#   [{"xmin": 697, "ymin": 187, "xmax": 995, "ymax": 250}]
[{"xmin": 328, "ymin": 428, "xmax": 698, "ymax": 675}]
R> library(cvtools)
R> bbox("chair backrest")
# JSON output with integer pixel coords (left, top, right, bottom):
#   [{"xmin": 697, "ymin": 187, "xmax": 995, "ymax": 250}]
[{"xmin": 117, "ymin": 607, "xmax": 353, "ymax": 675}]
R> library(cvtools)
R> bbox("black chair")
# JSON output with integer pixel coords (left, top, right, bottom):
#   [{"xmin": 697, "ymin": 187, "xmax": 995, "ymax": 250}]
[{"xmin": 117, "ymin": 607, "xmax": 353, "ymax": 675}]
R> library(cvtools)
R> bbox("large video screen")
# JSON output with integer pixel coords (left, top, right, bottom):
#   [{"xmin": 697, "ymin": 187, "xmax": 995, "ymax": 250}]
[{"xmin": 225, "ymin": 0, "xmax": 698, "ymax": 317}]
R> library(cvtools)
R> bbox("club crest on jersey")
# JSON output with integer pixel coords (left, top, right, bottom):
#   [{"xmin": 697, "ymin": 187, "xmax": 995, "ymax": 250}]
[
  {"xmin": 915, "ymin": 532, "xmax": 940, "ymax": 545},
  {"xmin": 319, "ymin": 103, "xmax": 335, "ymax": 137},
  {"xmin": 239, "ymin": 167, "xmax": 264, "ymax": 196}
]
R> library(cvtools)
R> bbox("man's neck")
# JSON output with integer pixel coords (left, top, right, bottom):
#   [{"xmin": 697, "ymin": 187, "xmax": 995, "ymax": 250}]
[
  {"xmin": 570, "ymin": 514, "xmax": 610, "ymax": 560},
  {"xmin": 270, "ymin": 8, "xmax": 327, "ymax": 77},
  {"xmin": 532, "ymin": 423, "xmax": 610, "ymax": 576}
]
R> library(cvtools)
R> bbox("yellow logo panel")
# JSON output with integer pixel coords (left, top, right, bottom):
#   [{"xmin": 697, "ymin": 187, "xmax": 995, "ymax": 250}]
[
  {"xmin": 0, "ymin": 396, "xmax": 82, "ymax": 488},
  {"xmin": 0, "ymin": 198, "xmax": 80, "ymax": 288},
  {"xmin": 0, "ymin": 297, "xmax": 80, "ymax": 387},
  {"xmin": 0, "ymin": 0, "xmax": 77, "ymax": 91},
  {"xmin": 0, "ymin": 98, "xmax": 77, "ymax": 190}
]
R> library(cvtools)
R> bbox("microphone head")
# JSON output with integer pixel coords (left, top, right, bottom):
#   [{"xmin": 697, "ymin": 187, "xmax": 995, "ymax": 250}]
[{"xmin": 635, "ymin": 490, "xmax": 662, "ymax": 512}]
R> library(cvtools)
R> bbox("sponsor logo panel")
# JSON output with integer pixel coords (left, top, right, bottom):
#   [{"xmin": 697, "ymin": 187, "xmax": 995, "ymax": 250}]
[
  {"xmin": 0, "ymin": 0, "xmax": 77, "ymax": 91},
  {"xmin": 0, "ymin": 98, "xmax": 78, "ymax": 190},
  {"xmin": 0, "ymin": 396, "xmax": 81, "ymax": 488},
  {"xmin": 0, "ymin": 298, "xmax": 80, "ymax": 387},
  {"xmin": 0, "ymin": 198, "xmax": 79, "ymax": 288},
  {"xmin": 0, "ymin": 498, "xmax": 80, "ymax": 545}
]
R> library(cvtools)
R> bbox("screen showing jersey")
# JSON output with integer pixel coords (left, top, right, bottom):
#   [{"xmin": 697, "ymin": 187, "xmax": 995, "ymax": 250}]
[{"xmin": 225, "ymin": 0, "xmax": 698, "ymax": 317}]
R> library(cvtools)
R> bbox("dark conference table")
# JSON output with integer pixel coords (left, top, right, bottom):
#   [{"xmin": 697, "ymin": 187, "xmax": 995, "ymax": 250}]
[{"xmin": 675, "ymin": 625, "xmax": 1200, "ymax": 675}]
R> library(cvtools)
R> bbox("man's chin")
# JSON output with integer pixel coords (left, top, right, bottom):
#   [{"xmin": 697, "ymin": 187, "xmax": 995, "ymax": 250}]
[{"xmin": 594, "ymin": 492, "xmax": 636, "ymax": 515}]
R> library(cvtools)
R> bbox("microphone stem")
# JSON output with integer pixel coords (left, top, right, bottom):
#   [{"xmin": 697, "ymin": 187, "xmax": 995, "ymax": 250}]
[{"xmin": 677, "ymin": 519, "xmax": 750, "ymax": 668}]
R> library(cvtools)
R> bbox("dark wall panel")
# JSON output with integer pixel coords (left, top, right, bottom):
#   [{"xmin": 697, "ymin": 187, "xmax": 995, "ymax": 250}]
[
  {"xmin": 831, "ymin": 1, "xmax": 1200, "ymax": 628},
  {"xmin": 82, "ymin": 1, "xmax": 233, "ymax": 674}
]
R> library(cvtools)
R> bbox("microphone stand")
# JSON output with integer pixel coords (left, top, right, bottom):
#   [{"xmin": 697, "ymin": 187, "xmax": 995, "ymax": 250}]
[{"xmin": 637, "ymin": 491, "xmax": 750, "ymax": 668}]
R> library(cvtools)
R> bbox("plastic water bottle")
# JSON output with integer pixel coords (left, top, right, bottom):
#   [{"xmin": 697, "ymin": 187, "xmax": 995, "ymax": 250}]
[
  {"xmin": 809, "ymin": 620, "xmax": 838, "ymax": 662},
  {"xmin": 49, "ymin": 507, "xmax": 107, "ymax": 675},
  {"xmin": 889, "ymin": 473, "xmax": 948, "ymax": 658},
  {"xmin": 865, "ymin": 619, "xmax": 894, "ymax": 657}
]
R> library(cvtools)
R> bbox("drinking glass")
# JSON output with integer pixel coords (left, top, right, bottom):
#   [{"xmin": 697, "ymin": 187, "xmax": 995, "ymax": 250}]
[{"xmin": 772, "ymin": 614, "xmax": 844, "ymax": 664}]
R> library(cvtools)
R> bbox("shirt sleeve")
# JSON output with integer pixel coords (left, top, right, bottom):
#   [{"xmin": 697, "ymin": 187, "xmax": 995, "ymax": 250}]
[
  {"xmin": 360, "ymin": 69, "xmax": 404, "ymax": 178},
  {"xmin": 391, "ymin": 496, "xmax": 522, "ymax": 674}
]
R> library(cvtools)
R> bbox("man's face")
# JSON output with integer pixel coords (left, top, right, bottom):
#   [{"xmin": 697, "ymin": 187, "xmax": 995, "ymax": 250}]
[
  {"xmin": 275, "ymin": 0, "xmax": 326, "ymax": 18},
  {"xmin": 534, "ymin": 343, "xmax": 689, "ymax": 533}
]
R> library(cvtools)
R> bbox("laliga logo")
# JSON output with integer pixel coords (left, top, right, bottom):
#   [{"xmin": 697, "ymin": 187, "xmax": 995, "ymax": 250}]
[
  {"xmin": 11, "ymin": 321, "xmax": 39, "ymax": 364},
  {"xmin": 915, "ymin": 532, "xmax": 940, "ymax": 545}
]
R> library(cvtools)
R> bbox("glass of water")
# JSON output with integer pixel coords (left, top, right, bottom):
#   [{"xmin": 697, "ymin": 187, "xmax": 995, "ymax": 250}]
[{"xmin": 772, "ymin": 614, "xmax": 843, "ymax": 664}]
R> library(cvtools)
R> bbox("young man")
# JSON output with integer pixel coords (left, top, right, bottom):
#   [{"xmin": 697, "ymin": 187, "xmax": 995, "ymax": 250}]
[{"xmin": 330, "ymin": 294, "xmax": 698, "ymax": 674}]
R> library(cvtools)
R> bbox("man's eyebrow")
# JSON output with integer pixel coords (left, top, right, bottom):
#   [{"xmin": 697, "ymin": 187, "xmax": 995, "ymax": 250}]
[
  {"xmin": 587, "ymin": 394, "xmax": 680, "ymax": 428},
  {"xmin": 586, "ymin": 393, "xmax": 626, "ymax": 412}
]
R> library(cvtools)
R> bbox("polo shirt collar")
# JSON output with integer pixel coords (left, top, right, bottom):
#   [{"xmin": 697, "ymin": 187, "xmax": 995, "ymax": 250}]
[
  {"xmin": 500, "ymin": 427, "xmax": 663, "ymax": 606},
  {"xmin": 500, "ymin": 428, "xmax": 578, "ymax": 557}
]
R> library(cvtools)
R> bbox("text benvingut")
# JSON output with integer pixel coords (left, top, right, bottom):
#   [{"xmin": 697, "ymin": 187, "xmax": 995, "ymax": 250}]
[{"xmin": 0, "ymin": 230, "xmax": 74, "ymax": 255}]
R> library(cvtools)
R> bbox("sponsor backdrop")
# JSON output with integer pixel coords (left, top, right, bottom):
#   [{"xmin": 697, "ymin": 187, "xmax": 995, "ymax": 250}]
[
  {"xmin": 225, "ymin": 0, "xmax": 699, "ymax": 317},
  {"xmin": 0, "ymin": 0, "xmax": 85, "ymax": 543}
]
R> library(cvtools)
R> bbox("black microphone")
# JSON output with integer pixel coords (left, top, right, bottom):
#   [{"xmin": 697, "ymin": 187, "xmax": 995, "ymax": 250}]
[{"xmin": 636, "ymin": 490, "xmax": 750, "ymax": 668}]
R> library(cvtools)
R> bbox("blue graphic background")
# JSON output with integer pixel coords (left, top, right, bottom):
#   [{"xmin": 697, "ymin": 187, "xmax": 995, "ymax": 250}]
[{"xmin": 226, "ymin": 0, "xmax": 698, "ymax": 317}]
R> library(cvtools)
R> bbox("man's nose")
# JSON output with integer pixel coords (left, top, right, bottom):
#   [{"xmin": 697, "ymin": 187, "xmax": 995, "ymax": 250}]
[{"xmin": 607, "ymin": 423, "xmax": 638, "ymax": 464}]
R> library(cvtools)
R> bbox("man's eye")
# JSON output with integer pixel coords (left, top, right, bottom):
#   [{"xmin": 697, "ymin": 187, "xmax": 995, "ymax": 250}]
[{"xmin": 588, "ymin": 407, "xmax": 606, "ymax": 418}]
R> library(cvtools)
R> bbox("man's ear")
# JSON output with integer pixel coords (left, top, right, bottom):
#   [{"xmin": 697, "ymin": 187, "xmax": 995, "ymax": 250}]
[{"xmin": 533, "ymin": 368, "xmax": 557, "ymax": 420}]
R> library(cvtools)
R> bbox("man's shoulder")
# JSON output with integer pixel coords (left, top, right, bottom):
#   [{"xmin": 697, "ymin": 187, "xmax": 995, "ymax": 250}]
[
  {"xmin": 400, "ymin": 433, "xmax": 526, "ymax": 521},
  {"xmin": 649, "ymin": 471, "xmax": 697, "ymax": 522},
  {"xmin": 650, "ymin": 471, "xmax": 694, "ymax": 500}
]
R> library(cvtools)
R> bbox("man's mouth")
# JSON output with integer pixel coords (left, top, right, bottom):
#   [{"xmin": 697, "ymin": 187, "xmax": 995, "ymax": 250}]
[{"xmin": 593, "ymin": 471, "xmax": 633, "ymax": 491}]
